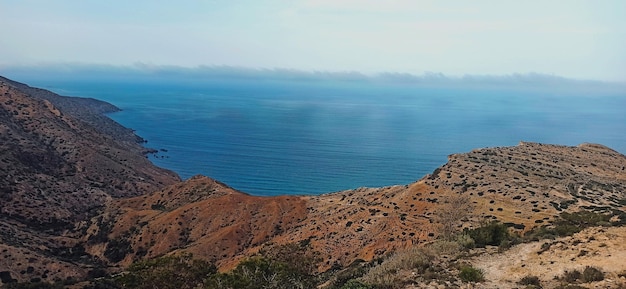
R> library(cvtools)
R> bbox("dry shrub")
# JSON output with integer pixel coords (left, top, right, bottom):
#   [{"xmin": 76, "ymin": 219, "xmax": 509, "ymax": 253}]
[
  {"xmin": 562, "ymin": 269, "xmax": 582, "ymax": 283},
  {"xmin": 361, "ymin": 247, "xmax": 434, "ymax": 288},
  {"xmin": 427, "ymin": 239, "xmax": 462, "ymax": 256},
  {"xmin": 518, "ymin": 275, "xmax": 542, "ymax": 288},
  {"xmin": 581, "ymin": 266, "xmax": 604, "ymax": 283}
]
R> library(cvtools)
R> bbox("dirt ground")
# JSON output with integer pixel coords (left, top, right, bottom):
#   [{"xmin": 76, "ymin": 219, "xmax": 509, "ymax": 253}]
[{"xmin": 472, "ymin": 226, "xmax": 626, "ymax": 289}]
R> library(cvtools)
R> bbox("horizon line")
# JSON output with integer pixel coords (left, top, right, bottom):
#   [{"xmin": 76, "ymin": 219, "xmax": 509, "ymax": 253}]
[{"xmin": 1, "ymin": 62, "xmax": 625, "ymax": 85}]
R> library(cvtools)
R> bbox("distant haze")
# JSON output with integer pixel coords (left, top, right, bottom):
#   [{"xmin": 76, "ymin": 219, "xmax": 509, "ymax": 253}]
[{"xmin": 1, "ymin": 1, "xmax": 625, "ymax": 82}]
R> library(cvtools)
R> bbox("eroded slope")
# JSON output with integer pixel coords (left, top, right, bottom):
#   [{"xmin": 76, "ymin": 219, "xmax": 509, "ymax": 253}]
[{"xmin": 95, "ymin": 142, "xmax": 626, "ymax": 273}]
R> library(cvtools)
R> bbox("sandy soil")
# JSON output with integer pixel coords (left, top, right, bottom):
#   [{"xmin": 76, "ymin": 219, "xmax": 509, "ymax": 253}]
[{"xmin": 473, "ymin": 226, "xmax": 626, "ymax": 289}]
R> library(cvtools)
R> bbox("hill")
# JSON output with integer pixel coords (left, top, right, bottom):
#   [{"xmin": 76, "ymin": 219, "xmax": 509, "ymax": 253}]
[
  {"xmin": 91, "ymin": 142, "xmax": 626, "ymax": 273},
  {"xmin": 0, "ymin": 75, "xmax": 625, "ymax": 288},
  {"xmin": 0, "ymin": 77, "xmax": 179, "ymax": 284}
]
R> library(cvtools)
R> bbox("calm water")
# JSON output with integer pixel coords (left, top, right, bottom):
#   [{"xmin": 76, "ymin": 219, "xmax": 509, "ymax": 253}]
[{"xmin": 24, "ymin": 78, "xmax": 626, "ymax": 195}]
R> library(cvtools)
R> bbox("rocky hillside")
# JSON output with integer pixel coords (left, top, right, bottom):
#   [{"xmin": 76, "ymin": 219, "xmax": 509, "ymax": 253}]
[
  {"xmin": 1, "ymin": 75, "xmax": 625, "ymax": 287},
  {"xmin": 0, "ymin": 77, "xmax": 179, "ymax": 284},
  {"xmin": 93, "ymin": 142, "xmax": 626, "ymax": 274}
]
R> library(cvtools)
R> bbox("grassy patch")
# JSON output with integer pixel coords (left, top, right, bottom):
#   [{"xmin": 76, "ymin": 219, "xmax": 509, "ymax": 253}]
[{"xmin": 360, "ymin": 247, "xmax": 434, "ymax": 288}]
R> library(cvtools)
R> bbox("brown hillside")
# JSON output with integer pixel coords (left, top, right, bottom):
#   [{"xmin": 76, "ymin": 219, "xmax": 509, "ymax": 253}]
[
  {"xmin": 0, "ymin": 77, "xmax": 179, "ymax": 284},
  {"xmin": 95, "ymin": 142, "xmax": 626, "ymax": 272},
  {"xmin": 1, "ymin": 76, "xmax": 625, "ymax": 286}
]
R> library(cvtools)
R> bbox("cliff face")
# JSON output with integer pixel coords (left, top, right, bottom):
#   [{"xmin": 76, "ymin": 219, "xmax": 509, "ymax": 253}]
[
  {"xmin": 0, "ymin": 77, "xmax": 179, "ymax": 284},
  {"xmin": 1, "ymin": 75, "xmax": 625, "ymax": 286}
]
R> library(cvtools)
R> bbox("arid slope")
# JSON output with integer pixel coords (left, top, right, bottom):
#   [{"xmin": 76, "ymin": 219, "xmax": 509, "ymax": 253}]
[
  {"xmin": 0, "ymin": 77, "xmax": 179, "ymax": 284},
  {"xmin": 2, "ymin": 76, "xmax": 625, "ymax": 286},
  {"xmin": 96, "ymin": 142, "xmax": 626, "ymax": 272}
]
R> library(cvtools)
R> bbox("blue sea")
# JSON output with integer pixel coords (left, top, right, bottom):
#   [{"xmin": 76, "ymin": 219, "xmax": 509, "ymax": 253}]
[{"xmin": 17, "ymin": 76, "xmax": 626, "ymax": 196}]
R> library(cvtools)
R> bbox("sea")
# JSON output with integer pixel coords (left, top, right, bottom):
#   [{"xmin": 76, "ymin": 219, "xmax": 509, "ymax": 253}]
[{"xmin": 14, "ymin": 75, "xmax": 626, "ymax": 196}]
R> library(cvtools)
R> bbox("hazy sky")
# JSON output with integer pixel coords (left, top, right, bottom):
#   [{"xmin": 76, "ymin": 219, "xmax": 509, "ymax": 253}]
[{"xmin": 1, "ymin": 0, "xmax": 625, "ymax": 81}]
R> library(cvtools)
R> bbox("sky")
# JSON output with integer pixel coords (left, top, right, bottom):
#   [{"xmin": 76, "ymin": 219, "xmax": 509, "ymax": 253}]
[{"xmin": 1, "ymin": 0, "xmax": 625, "ymax": 82}]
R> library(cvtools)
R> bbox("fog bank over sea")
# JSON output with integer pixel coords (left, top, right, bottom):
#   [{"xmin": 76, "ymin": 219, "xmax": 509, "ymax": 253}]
[
  {"xmin": 4, "ymin": 63, "xmax": 626, "ymax": 88},
  {"xmin": 4, "ymin": 65, "xmax": 626, "ymax": 195}
]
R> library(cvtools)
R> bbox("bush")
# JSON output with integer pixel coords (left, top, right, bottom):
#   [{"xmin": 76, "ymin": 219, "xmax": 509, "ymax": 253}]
[
  {"xmin": 210, "ymin": 257, "xmax": 280, "ymax": 289},
  {"xmin": 464, "ymin": 221, "xmax": 510, "ymax": 248},
  {"xmin": 518, "ymin": 275, "xmax": 542, "ymax": 288},
  {"xmin": 455, "ymin": 233, "xmax": 475, "ymax": 250},
  {"xmin": 562, "ymin": 270, "xmax": 582, "ymax": 283},
  {"xmin": 114, "ymin": 253, "xmax": 216, "ymax": 289},
  {"xmin": 327, "ymin": 260, "xmax": 368, "ymax": 289},
  {"xmin": 428, "ymin": 239, "xmax": 463, "ymax": 255},
  {"xmin": 361, "ymin": 247, "xmax": 434, "ymax": 288},
  {"xmin": 581, "ymin": 266, "xmax": 604, "ymax": 282},
  {"xmin": 458, "ymin": 265, "xmax": 484, "ymax": 282},
  {"xmin": 207, "ymin": 242, "xmax": 321, "ymax": 289},
  {"xmin": 526, "ymin": 210, "xmax": 614, "ymax": 241}
]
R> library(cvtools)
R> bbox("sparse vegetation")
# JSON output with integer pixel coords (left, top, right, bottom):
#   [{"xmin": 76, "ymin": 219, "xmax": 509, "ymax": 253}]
[
  {"xmin": 525, "ymin": 210, "xmax": 616, "ymax": 241},
  {"xmin": 518, "ymin": 275, "xmax": 542, "ymax": 288},
  {"xmin": 561, "ymin": 269, "xmax": 582, "ymax": 283},
  {"xmin": 463, "ymin": 221, "xmax": 515, "ymax": 248},
  {"xmin": 338, "ymin": 279, "xmax": 372, "ymax": 289},
  {"xmin": 87, "ymin": 242, "xmax": 322, "ymax": 289},
  {"xmin": 554, "ymin": 285, "xmax": 588, "ymax": 289},
  {"xmin": 3, "ymin": 281, "xmax": 65, "ymax": 289},
  {"xmin": 113, "ymin": 253, "xmax": 216, "ymax": 289},
  {"xmin": 324, "ymin": 260, "xmax": 369, "ymax": 289},
  {"xmin": 458, "ymin": 265, "xmax": 484, "ymax": 282},
  {"xmin": 360, "ymin": 247, "xmax": 434, "ymax": 288},
  {"xmin": 435, "ymin": 194, "xmax": 473, "ymax": 240},
  {"xmin": 581, "ymin": 266, "xmax": 604, "ymax": 283},
  {"xmin": 558, "ymin": 266, "xmax": 604, "ymax": 285}
]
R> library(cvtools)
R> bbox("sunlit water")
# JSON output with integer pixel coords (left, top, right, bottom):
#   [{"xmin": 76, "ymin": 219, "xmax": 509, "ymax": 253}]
[{"xmin": 24, "ymin": 78, "xmax": 626, "ymax": 196}]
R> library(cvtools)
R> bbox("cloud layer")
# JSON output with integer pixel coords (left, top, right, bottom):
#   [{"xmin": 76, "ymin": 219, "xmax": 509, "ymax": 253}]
[{"xmin": 1, "ymin": 1, "xmax": 625, "ymax": 81}]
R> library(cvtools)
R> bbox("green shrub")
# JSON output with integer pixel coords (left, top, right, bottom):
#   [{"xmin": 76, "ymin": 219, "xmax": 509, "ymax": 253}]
[
  {"xmin": 211, "ymin": 257, "xmax": 278, "ymax": 289},
  {"xmin": 463, "ymin": 221, "xmax": 510, "ymax": 248},
  {"xmin": 207, "ymin": 242, "xmax": 321, "ymax": 289},
  {"xmin": 114, "ymin": 253, "xmax": 217, "ymax": 289},
  {"xmin": 561, "ymin": 211, "xmax": 610, "ymax": 227},
  {"xmin": 581, "ymin": 266, "xmax": 604, "ymax": 282},
  {"xmin": 327, "ymin": 260, "xmax": 368, "ymax": 289},
  {"xmin": 458, "ymin": 265, "xmax": 484, "ymax": 282},
  {"xmin": 526, "ymin": 210, "xmax": 614, "ymax": 241}
]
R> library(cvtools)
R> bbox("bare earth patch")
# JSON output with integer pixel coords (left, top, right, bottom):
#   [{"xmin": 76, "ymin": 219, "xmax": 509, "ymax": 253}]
[{"xmin": 473, "ymin": 226, "xmax": 626, "ymax": 289}]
